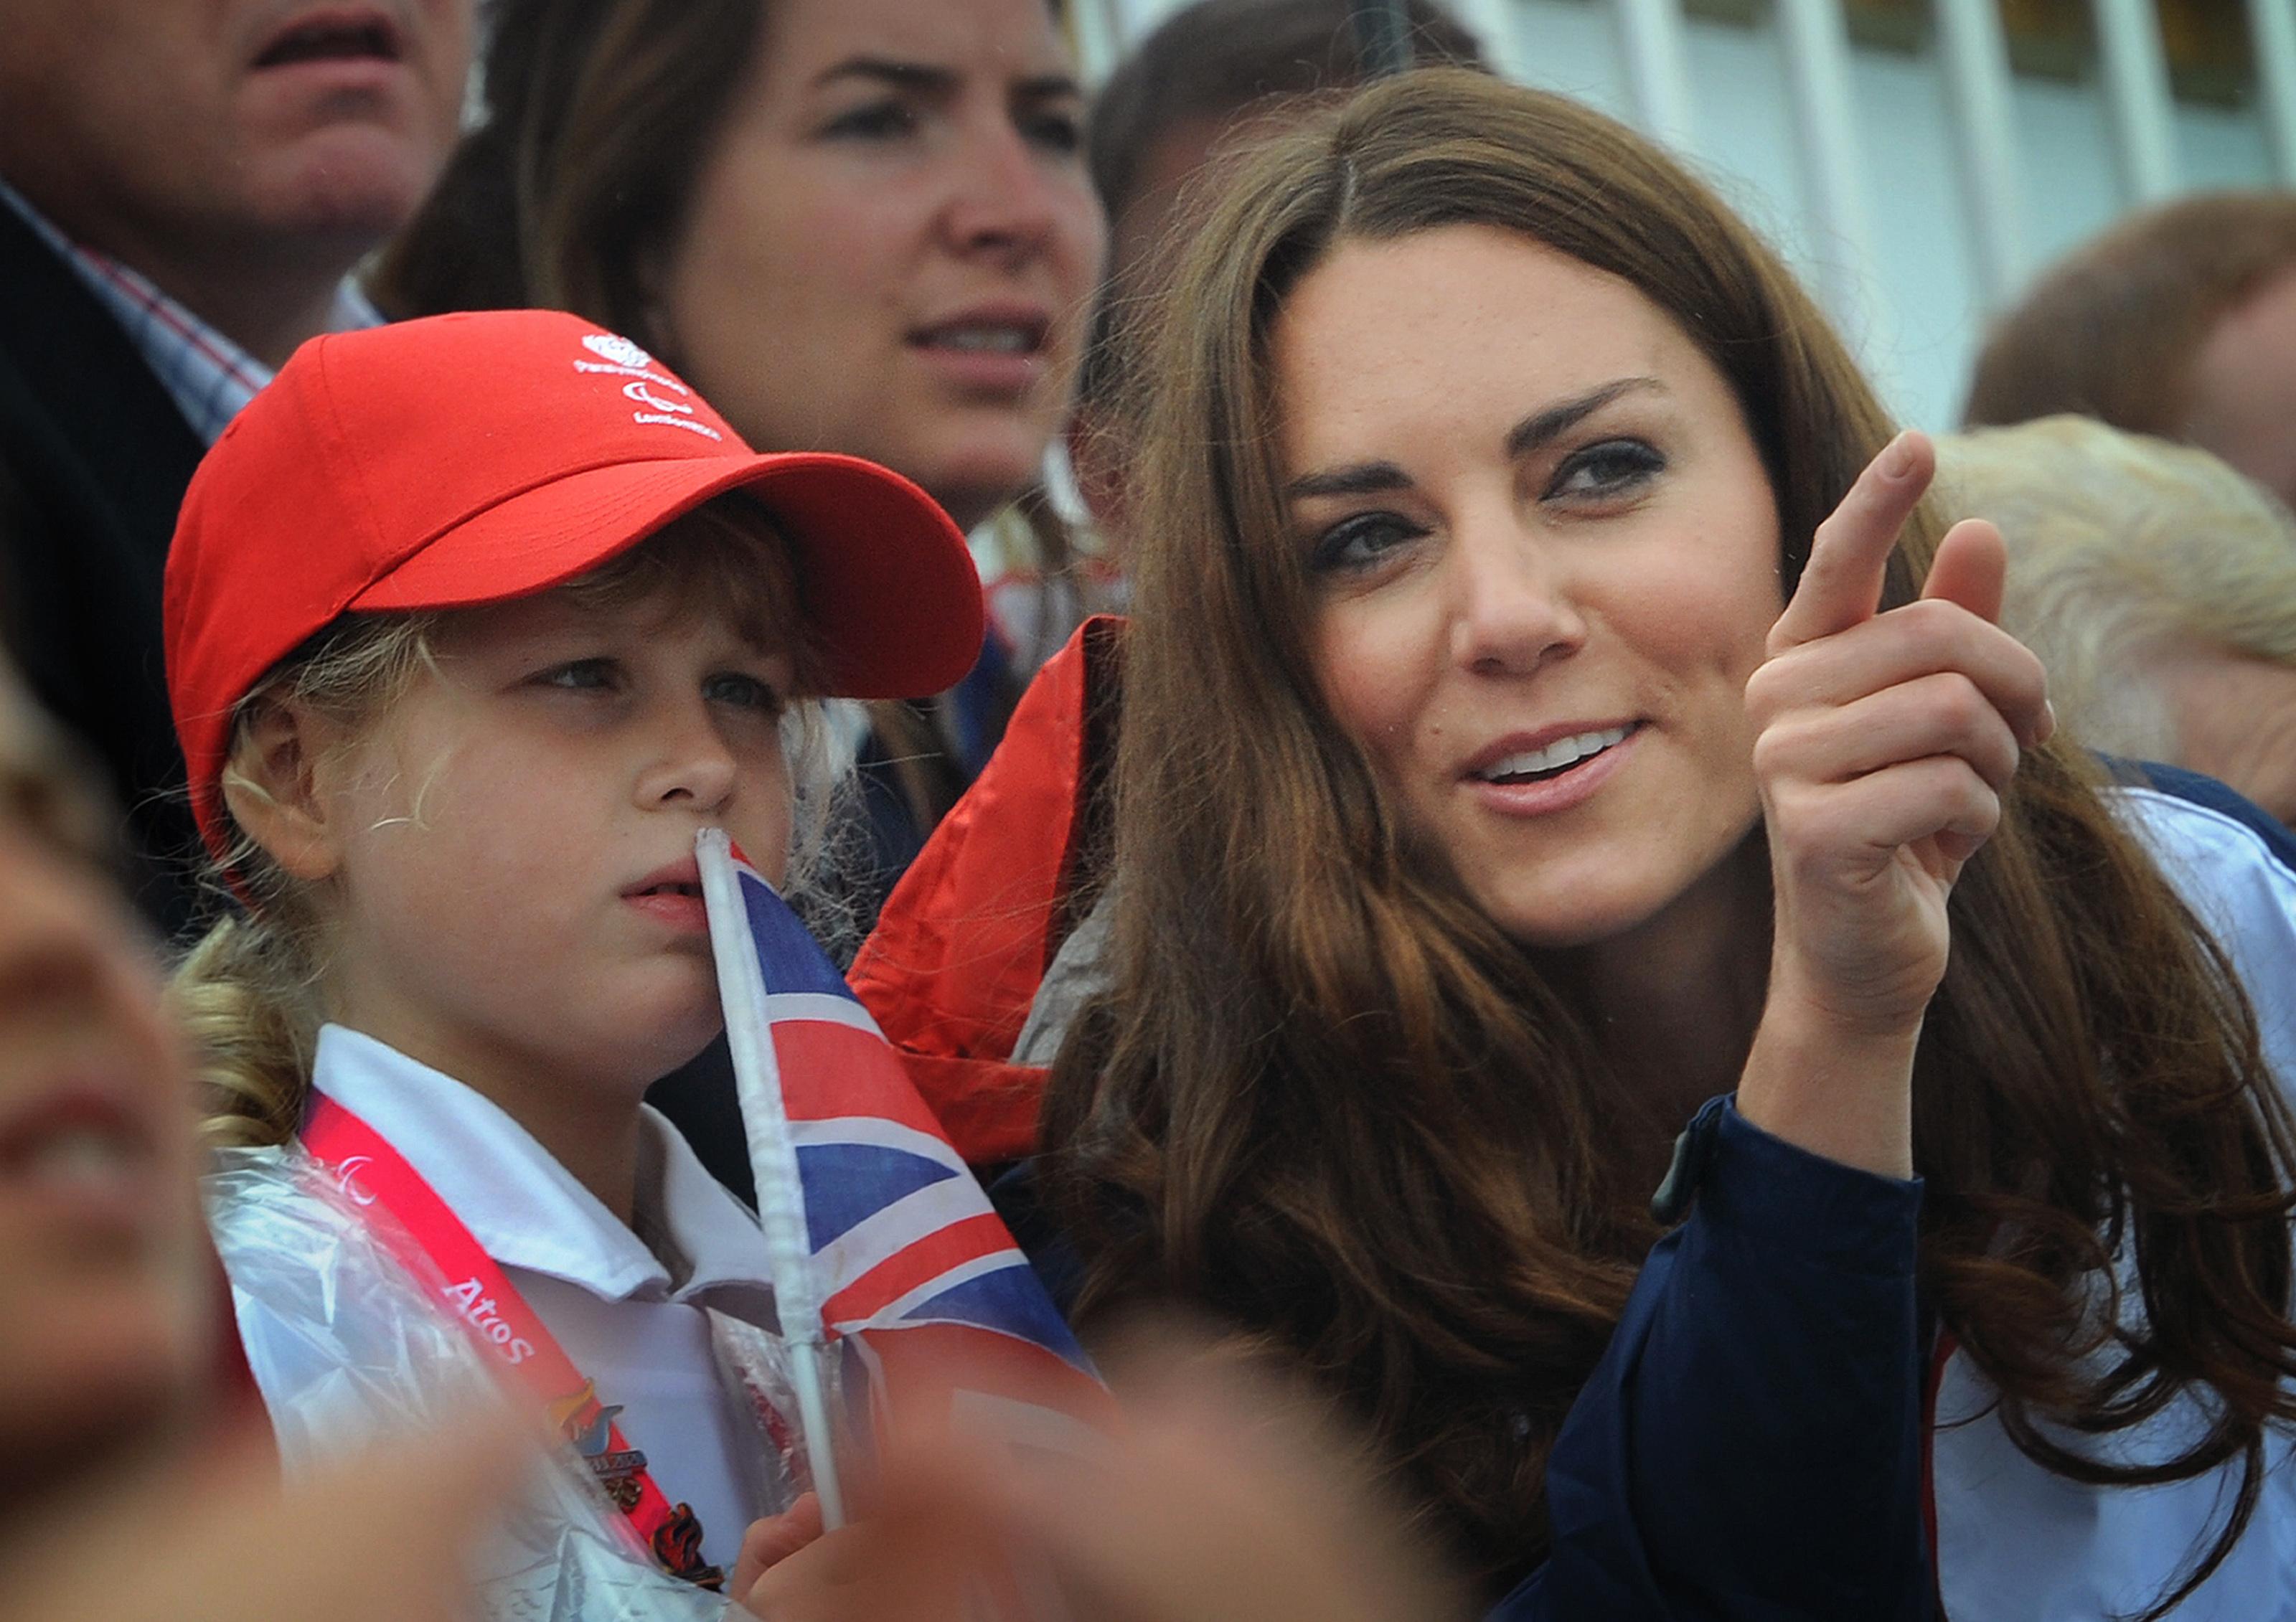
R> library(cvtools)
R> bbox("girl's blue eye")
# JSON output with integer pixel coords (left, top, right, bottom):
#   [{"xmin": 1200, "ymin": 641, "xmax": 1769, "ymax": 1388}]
[
  {"xmin": 538, "ymin": 659, "xmax": 617, "ymax": 692},
  {"xmin": 1307, "ymin": 511, "xmax": 1427, "ymax": 575},
  {"xmin": 1548, "ymin": 438, "xmax": 1666, "ymax": 501},
  {"xmin": 705, "ymin": 672, "xmax": 784, "ymax": 715}
]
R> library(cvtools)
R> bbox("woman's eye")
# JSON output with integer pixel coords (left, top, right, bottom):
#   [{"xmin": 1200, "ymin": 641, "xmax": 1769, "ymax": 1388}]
[
  {"xmin": 1547, "ymin": 438, "xmax": 1666, "ymax": 501},
  {"xmin": 822, "ymin": 100, "xmax": 918, "ymax": 141},
  {"xmin": 704, "ymin": 672, "xmax": 784, "ymax": 716},
  {"xmin": 1021, "ymin": 108, "xmax": 1083, "ymax": 156},
  {"xmin": 1307, "ymin": 511, "xmax": 1427, "ymax": 575}
]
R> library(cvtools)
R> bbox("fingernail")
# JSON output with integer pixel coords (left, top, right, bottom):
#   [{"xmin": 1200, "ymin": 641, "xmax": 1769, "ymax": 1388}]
[{"xmin": 1878, "ymin": 432, "xmax": 1915, "ymax": 479}]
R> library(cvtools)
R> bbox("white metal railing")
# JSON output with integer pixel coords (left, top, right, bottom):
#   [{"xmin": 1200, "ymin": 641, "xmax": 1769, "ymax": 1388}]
[
  {"xmin": 1934, "ymin": 0, "xmax": 2026, "ymax": 306},
  {"xmin": 2089, "ymin": 0, "xmax": 2180, "ymax": 200},
  {"xmin": 1612, "ymin": 0, "xmax": 1700, "ymax": 152},
  {"xmin": 2250, "ymin": 0, "xmax": 2296, "ymax": 184},
  {"xmin": 1073, "ymin": 0, "xmax": 2287, "ymax": 423},
  {"xmin": 1775, "ymin": 0, "xmax": 1879, "ymax": 331}
]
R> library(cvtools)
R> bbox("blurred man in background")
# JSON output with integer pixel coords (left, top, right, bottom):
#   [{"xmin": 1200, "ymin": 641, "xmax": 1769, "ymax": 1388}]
[{"xmin": 0, "ymin": 0, "xmax": 471, "ymax": 933}]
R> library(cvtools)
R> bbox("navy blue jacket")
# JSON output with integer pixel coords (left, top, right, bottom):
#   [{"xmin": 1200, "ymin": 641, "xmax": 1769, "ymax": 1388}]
[{"xmin": 999, "ymin": 1097, "xmax": 1930, "ymax": 1621}]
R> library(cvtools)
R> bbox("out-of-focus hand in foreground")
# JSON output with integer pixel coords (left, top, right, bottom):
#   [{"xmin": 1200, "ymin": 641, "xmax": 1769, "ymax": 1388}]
[
  {"xmin": 736, "ymin": 1329, "xmax": 1470, "ymax": 1622},
  {"xmin": 0, "ymin": 1404, "xmax": 528, "ymax": 1622}
]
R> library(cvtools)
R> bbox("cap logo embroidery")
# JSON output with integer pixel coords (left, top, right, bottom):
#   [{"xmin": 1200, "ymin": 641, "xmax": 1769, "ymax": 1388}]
[
  {"xmin": 584, "ymin": 334, "xmax": 655, "ymax": 369},
  {"xmin": 624, "ymin": 379, "xmax": 695, "ymax": 415},
  {"xmin": 569, "ymin": 331, "xmax": 725, "ymax": 440}
]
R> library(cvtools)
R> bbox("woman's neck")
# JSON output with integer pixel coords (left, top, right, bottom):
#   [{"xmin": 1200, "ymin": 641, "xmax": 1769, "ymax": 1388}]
[{"xmin": 1557, "ymin": 836, "xmax": 1773, "ymax": 1128}]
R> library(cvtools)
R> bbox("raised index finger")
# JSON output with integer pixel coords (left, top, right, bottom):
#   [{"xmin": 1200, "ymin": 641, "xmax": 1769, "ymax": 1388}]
[{"xmin": 1771, "ymin": 430, "xmax": 1932, "ymax": 654}]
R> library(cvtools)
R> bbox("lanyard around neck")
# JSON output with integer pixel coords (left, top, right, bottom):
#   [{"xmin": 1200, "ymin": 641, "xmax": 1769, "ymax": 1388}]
[{"xmin": 301, "ymin": 1093, "xmax": 725, "ymax": 1589}]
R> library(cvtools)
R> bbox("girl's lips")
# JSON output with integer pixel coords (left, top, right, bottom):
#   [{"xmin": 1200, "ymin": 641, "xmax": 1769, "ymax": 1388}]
[
  {"xmin": 1464, "ymin": 722, "xmax": 1642, "ymax": 817},
  {"xmin": 624, "ymin": 889, "xmax": 710, "ymax": 934},
  {"xmin": 623, "ymin": 856, "xmax": 708, "ymax": 933}
]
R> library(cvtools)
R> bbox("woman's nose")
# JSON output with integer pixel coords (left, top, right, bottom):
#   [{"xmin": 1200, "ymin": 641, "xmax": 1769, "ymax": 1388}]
[
  {"xmin": 942, "ymin": 121, "xmax": 1062, "ymax": 266},
  {"xmin": 1447, "ymin": 517, "xmax": 1588, "ymax": 676}
]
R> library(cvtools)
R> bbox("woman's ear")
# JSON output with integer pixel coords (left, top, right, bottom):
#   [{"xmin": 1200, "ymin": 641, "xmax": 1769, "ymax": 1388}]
[{"xmin": 218, "ymin": 702, "xmax": 345, "ymax": 884}]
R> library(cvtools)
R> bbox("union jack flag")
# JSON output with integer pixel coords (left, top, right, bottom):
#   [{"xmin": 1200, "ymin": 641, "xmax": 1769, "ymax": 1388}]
[{"xmin": 704, "ymin": 837, "xmax": 1108, "ymax": 1473}]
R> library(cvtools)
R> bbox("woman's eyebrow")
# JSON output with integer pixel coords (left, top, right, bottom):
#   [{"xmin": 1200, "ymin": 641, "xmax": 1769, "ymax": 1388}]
[
  {"xmin": 1285, "ymin": 461, "xmax": 1411, "ymax": 501},
  {"xmin": 814, "ymin": 57, "xmax": 957, "ymax": 97},
  {"xmin": 1504, "ymin": 376, "xmax": 1665, "ymax": 458},
  {"xmin": 1286, "ymin": 377, "xmax": 1670, "ymax": 500},
  {"xmin": 814, "ymin": 59, "xmax": 1080, "ymax": 103}
]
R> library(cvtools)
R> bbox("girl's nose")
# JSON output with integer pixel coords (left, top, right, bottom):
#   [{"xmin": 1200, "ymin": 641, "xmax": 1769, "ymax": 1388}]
[{"xmin": 639, "ymin": 707, "xmax": 739, "ymax": 814}]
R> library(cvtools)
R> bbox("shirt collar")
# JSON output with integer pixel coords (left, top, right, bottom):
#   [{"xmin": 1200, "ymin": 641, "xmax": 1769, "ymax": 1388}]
[
  {"xmin": 0, "ymin": 181, "xmax": 383, "ymax": 445},
  {"xmin": 311, "ymin": 1024, "xmax": 775, "ymax": 1306}
]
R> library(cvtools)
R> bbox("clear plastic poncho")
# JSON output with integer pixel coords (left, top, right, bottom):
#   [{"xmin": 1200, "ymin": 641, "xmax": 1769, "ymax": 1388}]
[{"xmin": 206, "ymin": 1144, "xmax": 816, "ymax": 1622}]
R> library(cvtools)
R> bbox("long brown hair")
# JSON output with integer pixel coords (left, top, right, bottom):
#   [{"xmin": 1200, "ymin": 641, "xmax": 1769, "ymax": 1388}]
[{"xmin": 1042, "ymin": 68, "xmax": 2296, "ymax": 1608}]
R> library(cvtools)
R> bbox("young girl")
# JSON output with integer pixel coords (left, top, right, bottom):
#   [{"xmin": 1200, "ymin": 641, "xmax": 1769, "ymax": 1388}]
[{"xmin": 161, "ymin": 308, "xmax": 984, "ymax": 1616}]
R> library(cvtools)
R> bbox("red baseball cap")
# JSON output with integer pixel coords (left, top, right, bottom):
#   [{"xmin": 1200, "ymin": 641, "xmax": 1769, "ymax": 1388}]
[{"xmin": 166, "ymin": 309, "xmax": 984, "ymax": 864}]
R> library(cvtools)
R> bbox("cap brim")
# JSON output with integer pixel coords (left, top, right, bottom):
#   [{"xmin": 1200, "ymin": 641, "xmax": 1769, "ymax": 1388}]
[{"xmin": 348, "ymin": 453, "xmax": 983, "ymax": 699}]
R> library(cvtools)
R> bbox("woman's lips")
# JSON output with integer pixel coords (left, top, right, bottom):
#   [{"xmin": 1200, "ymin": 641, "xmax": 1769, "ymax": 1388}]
[
  {"xmin": 1464, "ymin": 723, "xmax": 1643, "ymax": 817},
  {"xmin": 907, "ymin": 315, "xmax": 1050, "ymax": 397}
]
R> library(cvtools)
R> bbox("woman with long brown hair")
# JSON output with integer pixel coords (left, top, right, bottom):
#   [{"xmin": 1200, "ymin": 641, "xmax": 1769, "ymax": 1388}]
[{"xmin": 1028, "ymin": 69, "xmax": 2296, "ymax": 1620}]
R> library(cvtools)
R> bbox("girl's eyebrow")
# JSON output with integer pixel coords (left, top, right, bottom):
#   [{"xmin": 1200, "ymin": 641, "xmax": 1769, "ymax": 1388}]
[{"xmin": 1286, "ymin": 377, "xmax": 1669, "ymax": 501}]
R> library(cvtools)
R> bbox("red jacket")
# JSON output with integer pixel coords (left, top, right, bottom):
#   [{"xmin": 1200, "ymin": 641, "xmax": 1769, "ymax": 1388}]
[{"xmin": 849, "ymin": 616, "xmax": 1123, "ymax": 1164}]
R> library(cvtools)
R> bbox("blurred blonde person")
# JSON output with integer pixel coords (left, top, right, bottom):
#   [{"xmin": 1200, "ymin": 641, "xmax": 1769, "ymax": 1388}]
[
  {"xmin": 1937, "ymin": 415, "xmax": 2296, "ymax": 826},
  {"xmin": 0, "ymin": 643, "xmax": 527, "ymax": 1622}
]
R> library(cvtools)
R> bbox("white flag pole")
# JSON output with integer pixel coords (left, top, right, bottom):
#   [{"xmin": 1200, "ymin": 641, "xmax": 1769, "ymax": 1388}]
[{"xmin": 696, "ymin": 827, "xmax": 848, "ymax": 1528}]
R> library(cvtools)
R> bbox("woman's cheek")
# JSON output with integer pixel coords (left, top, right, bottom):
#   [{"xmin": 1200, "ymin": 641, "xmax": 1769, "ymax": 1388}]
[{"xmin": 1313, "ymin": 603, "xmax": 1418, "ymax": 758}]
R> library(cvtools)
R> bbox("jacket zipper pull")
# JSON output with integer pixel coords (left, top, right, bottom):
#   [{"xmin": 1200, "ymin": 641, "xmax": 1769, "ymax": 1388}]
[{"xmin": 1650, "ymin": 1094, "xmax": 1729, "ymax": 1225}]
